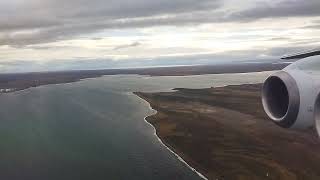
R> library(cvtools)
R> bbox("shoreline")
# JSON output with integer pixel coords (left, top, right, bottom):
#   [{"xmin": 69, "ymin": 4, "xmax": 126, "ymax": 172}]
[
  {"xmin": 134, "ymin": 84, "xmax": 320, "ymax": 180},
  {"xmin": 131, "ymin": 82, "xmax": 272, "ymax": 179},
  {"xmin": 134, "ymin": 93, "xmax": 209, "ymax": 180},
  {"xmin": 0, "ymin": 63, "xmax": 286, "ymax": 94}
]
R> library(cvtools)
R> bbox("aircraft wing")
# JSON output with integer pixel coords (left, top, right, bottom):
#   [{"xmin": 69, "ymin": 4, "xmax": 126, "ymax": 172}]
[{"xmin": 281, "ymin": 49, "xmax": 320, "ymax": 60}]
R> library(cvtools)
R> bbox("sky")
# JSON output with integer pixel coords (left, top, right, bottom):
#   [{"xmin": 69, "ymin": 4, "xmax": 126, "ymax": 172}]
[{"xmin": 0, "ymin": 0, "xmax": 320, "ymax": 72}]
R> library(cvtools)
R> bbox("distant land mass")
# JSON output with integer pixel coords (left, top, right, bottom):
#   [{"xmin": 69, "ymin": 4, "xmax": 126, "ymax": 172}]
[{"xmin": 0, "ymin": 62, "xmax": 287, "ymax": 93}]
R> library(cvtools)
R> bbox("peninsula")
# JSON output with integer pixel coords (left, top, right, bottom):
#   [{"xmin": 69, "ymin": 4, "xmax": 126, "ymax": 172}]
[{"xmin": 135, "ymin": 84, "xmax": 320, "ymax": 180}]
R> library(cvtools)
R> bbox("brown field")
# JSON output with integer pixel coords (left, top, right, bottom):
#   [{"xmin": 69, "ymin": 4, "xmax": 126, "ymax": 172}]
[{"xmin": 135, "ymin": 84, "xmax": 320, "ymax": 180}]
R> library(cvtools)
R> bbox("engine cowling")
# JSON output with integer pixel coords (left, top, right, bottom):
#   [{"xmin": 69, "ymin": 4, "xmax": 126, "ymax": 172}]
[
  {"xmin": 262, "ymin": 63, "xmax": 317, "ymax": 131},
  {"xmin": 262, "ymin": 71, "xmax": 300, "ymax": 128}
]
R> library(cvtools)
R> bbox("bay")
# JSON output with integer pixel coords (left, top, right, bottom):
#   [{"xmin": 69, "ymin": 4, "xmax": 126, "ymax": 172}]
[{"xmin": 0, "ymin": 71, "xmax": 273, "ymax": 180}]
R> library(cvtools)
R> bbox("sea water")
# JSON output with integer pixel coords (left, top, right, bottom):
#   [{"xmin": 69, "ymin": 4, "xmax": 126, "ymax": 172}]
[{"xmin": 0, "ymin": 71, "xmax": 273, "ymax": 180}]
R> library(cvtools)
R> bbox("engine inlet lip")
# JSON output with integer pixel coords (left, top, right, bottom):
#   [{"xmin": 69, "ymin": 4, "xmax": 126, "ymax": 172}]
[
  {"xmin": 262, "ymin": 71, "xmax": 300, "ymax": 128},
  {"xmin": 314, "ymin": 93, "xmax": 320, "ymax": 137}
]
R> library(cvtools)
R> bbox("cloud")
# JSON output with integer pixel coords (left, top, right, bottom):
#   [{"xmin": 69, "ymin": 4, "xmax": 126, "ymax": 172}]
[
  {"xmin": 226, "ymin": 0, "xmax": 320, "ymax": 22},
  {"xmin": 1, "ymin": 0, "xmax": 320, "ymax": 46},
  {"xmin": 0, "ymin": 46, "xmax": 301, "ymax": 73},
  {"xmin": 267, "ymin": 37, "xmax": 292, "ymax": 41},
  {"xmin": 0, "ymin": 53, "xmax": 246, "ymax": 73},
  {"xmin": 113, "ymin": 42, "xmax": 141, "ymax": 50},
  {"xmin": 0, "ymin": 0, "xmax": 319, "ymax": 70},
  {"xmin": 0, "ymin": 0, "xmax": 221, "ymax": 46},
  {"xmin": 306, "ymin": 24, "xmax": 320, "ymax": 29},
  {"xmin": 303, "ymin": 20, "xmax": 320, "ymax": 29}
]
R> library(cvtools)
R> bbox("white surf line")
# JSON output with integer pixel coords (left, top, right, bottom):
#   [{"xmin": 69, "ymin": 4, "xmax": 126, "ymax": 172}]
[{"xmin": 133, "ymin": 93, "xmax": 208, "ymax": 180}]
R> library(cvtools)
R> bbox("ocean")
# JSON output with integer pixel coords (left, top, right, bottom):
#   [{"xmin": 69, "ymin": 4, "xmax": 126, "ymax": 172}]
[{"xmin": 0, "ymin": 71, "xmax": 273, "ymax": 180}]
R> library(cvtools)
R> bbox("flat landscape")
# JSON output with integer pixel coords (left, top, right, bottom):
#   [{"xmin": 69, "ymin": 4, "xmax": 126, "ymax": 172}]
[
  {"xmin": 135, "ymin": 84, "xmax": 320, "ymax": 180},
  {"xmin": 3, "ymin": 62, "xmax": 317, "ymax": 180},
  {"xmin": 0, "ymin": 63, "xmax": 286, "ymax": 93},
  {"xmin": 1, "ymin": 1, "xmax": 318, "ymax": 180}
]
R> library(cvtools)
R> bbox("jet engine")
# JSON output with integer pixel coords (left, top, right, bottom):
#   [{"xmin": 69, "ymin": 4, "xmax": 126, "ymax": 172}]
[{"xmin": 262, "ymin": 51, "xmax": 320, "ymax": 134}]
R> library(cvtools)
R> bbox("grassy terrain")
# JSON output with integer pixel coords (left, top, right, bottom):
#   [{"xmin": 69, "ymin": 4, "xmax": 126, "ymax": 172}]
[{"xmin": 135, "ymin": 84, "xmax": 320, "ymax": 180}]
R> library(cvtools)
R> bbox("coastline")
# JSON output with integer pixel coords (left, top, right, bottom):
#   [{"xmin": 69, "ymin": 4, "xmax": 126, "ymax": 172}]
[
  {"xmin": 4, "ymin": 68, "xmax": 320, "ymax": 179},
  {"xmin": 0, "ymin": 63, "xmax": 286, "ymax": 94},
  {"xmin": 134, "ymin": 84, "xmax": 320, "ymax": 180},
  {"xmin": 4, "ymin": 69, "xmax": 320, "ymax": 179},
  {"xmin": 133, "ymin": 93, "xmax": 209, "ymax": 180}
]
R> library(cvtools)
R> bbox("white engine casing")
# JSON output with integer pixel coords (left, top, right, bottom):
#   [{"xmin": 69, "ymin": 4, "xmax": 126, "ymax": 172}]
[{"xmin": 262, "ymin": 55, "xmax": 320, "ymax": 133}]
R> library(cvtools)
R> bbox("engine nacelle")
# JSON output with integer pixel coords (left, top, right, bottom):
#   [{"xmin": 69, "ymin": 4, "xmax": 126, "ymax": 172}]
[
  {"xmin": 262, "ymin": 71, "xmax": 300, "ymax": 128},
  {"xmin": 262, "ymin": 57, "xmax": 320, "ymax": 131}
]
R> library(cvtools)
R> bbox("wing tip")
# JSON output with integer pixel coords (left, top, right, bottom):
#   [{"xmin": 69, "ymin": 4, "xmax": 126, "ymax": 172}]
[{"xmin": 281, "ymin": 49, "xmax": 320, "ymax": 60}]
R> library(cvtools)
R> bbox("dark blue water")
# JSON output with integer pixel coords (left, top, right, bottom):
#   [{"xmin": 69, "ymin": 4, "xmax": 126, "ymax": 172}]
[{"xmin": 0, "ymin": 72, "xmax": 272, "ymax": 180}]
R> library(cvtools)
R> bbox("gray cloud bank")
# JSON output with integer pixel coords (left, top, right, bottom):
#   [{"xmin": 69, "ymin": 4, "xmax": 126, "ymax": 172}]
[
  {"xmin": 0, "ymin": 0, "xmax": 320, "ymax": 46},
  {"xmin": 229, "ymin": 0, "xmax": 320, "ymax": 22},
  {"xmin": 1, "ymin": 45, "xmax": 313, "ymax": 73}
]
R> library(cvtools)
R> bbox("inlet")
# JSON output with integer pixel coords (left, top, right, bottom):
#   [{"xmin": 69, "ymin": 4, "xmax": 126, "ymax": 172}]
[{"xmin": 262, "ymin": 76, "xmax": 289, "ymax": 120}]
